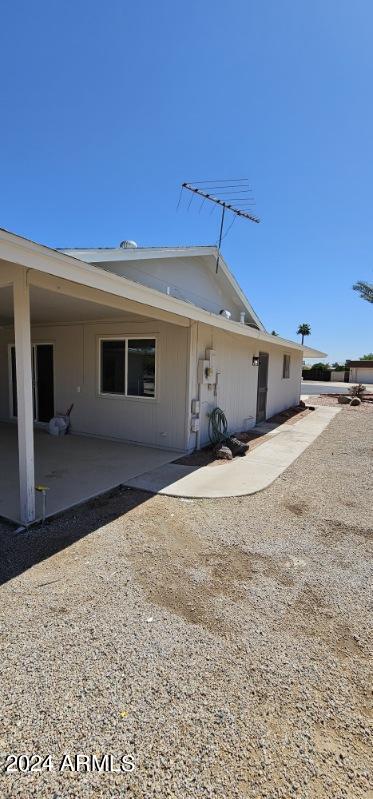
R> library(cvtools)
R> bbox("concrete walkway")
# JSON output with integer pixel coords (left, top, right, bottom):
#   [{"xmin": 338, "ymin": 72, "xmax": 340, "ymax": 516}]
[{"xmin": 126, "ymin": 406, "xmax": 340, "ymax": 498}]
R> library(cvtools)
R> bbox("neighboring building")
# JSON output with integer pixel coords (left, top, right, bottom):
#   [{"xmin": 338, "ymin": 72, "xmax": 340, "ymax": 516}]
[
  {"xmin": 0, "ymin": 228, "xmax": 325, "ymax": 524},
  {"xmin": 330, "ymin": 369, "xmax": 349, "ymax": 382},
  {"xmin": 348, "ymin": 360, "xmax": 373, "ymax": 385}
]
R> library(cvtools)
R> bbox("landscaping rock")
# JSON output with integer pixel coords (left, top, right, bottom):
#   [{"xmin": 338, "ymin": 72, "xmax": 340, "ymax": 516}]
[
  {"xmin": 349, "ymin": 397, "xmax": 362, "ymax": 406},
  {"xmin": 338, "ymin": 395, "xmax": 351, "ymax": 404},
  {"xmin": 226, "ymin": 436, "xmax": 249, "ymax": 456},
  {"xmin": 215, "ymin": 444, "xmax": 233, "ymax": 460}
]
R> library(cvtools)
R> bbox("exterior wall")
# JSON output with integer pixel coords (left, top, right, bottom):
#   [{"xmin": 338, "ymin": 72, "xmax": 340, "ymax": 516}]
[
  {"xmin": 0, "ymin": 319, "xmax": 189, "ymax": 451},
  {"xmin": 349, "ymin": 366, "xmax": 373, "ymax": 384},
  {"xmin": 97, "ymin": 256, "xmax": 245, "ymax": 322},
  {"xmin": 265, "ymin": 343, "xmax": 302, "ymax": 417},
  {"xmin": 330, "ymin": 370, "xmax": 348, "ymax": 382},
  {"xmin": 0, "ymin": 315, "xmax": 303, "ymax": 454},
  {"xmin": 187, "ymin": 324, "xmax": 302, "ymax": 448}
]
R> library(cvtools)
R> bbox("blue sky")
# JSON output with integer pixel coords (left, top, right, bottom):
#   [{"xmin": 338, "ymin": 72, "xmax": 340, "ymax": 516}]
[{"xmin": 1, "ymin": 0, "xmax": 372, "ymax": 363}]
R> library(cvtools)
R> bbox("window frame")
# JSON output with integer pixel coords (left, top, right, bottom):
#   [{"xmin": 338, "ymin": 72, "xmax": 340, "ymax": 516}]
[
  {"xmin": 98, "ymin": 335, "xmax": 158, "ymax": 401},
  {"xmin": 282, "ymin": 353, "xmax": 291, "ymax": 379}
]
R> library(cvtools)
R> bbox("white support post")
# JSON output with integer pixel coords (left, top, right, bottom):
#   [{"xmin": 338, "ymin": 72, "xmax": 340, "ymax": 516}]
[{"xmin": 13, "ymin": 272, "xmax": 35, "ymax": 524}]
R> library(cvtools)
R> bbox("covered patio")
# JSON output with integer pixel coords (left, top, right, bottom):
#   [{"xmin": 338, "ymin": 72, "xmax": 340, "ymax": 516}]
[
  {"xmin": 0, "ymin": 422, "xmax": 178, "ymax": 523},
  {"xmin": 0, "ymin": 230, "xmax": 190, "ymax": 524}
]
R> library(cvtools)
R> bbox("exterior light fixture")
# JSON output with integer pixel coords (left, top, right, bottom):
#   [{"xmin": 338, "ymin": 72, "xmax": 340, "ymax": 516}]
[{"xmin": 252, "ymin": 355, "xmax": 259, "ymax": 366}]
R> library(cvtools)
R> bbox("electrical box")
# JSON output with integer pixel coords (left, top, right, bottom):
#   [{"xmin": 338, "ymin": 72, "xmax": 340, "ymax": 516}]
[
  {"xmin": 205, "ymin": 348, "xmax": 216, "ymax": 368},
  {"xmin": 191, "ymin": 417, "xmax": 200, "ymax": 432},
  {"xmin": 191, "ymin": 398, "xmax": 200, "ymax": 414},
  {"xmin": 198, "ymin": 359, "xmax": 209, "ymax": 384},
  {"xmin": 198, "ymin": 359, "xmax": 217, "ymax": 385}
]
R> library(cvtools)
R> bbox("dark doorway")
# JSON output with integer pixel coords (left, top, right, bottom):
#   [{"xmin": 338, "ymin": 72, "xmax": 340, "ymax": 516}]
[
  {"xmin": 10, "ymin": 344, "xmax": 54, "ymax": 423},
  {"xmin": 36, "ymin": 344, "xmax": 54, "ymax": 422},
  {"xmin": 256, "ymin": 352, "xmax": 269, "ymax": 423}
]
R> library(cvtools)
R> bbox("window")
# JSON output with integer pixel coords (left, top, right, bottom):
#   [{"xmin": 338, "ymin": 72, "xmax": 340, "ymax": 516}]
[
  {"xmin": 101, "ymin": 340, "xmax": 125, "ymax": 394},
  {"xmin": 282, "ymin": 354, "xmax": 290, "ymax": 379},
  {"xmin": 100, "ymin": 338, "xmax": 156, "ymax": 398},
  {"xmin": 127, "ymin": 339, "xmax": 156, "ymax": 397}
]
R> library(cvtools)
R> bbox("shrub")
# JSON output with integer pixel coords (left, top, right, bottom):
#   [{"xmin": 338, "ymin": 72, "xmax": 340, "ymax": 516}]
[{"xmin": 349, "ymin": 383, "xmax": 366, "ymax": 400}]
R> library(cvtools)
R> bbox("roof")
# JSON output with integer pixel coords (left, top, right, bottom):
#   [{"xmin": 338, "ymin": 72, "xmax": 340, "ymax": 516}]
[
  {"xmin": 0, "ymin": 227, "xmax": 326, "ymax": 358},
  {"xmin": 348, "ymin": 360, "xmax": 373, "ymax": 368},
  {"xmin": 57, "ymin": 244, "xmax": 215, "ymax": 252},
  {"xmin": 60, "ymin": 244, "xmax": 265, "ymax": 332}
]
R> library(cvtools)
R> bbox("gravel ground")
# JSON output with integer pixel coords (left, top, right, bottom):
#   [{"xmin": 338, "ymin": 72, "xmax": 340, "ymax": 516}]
[
  {"xmin": 309, "ymin": 395, "xmax": 373, "ymax": 412},
  {"xmin": 0, "ymin": 407, "xmax": 372, "ymax": 799}
]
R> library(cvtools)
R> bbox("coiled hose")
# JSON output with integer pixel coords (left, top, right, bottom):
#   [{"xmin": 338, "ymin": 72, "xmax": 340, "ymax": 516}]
[{"xmin": 208, "ymin": 406, "xmax": 228, "ymax": 446}]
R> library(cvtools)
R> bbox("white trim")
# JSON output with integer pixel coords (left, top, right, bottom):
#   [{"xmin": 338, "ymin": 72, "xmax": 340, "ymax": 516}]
[
  {"xmin": 60, "ymin": 245, "xmax": 217, "ymax": 262},
  {"xmin": 13, "ymin": 273, "xmax": 35, "ymax": 524},
  {"xmin": 97, "ymin": 334, "xmax": 158, "ymax": 401}
]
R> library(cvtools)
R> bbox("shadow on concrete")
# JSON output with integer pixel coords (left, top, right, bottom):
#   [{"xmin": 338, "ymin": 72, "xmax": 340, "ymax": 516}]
[{"xmin": 0, "ymin": 486, "xmax": 151, "ymax": 586}]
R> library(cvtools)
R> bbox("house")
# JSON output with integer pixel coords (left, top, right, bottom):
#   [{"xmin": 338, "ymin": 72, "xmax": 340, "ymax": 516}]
[
  {"xmin": 348, "ymin": 360, "xmax": 373, "ymax": 385},
  {"xmin": 0, "ymin": 228, "xmax": 325, "ymax": 525}
]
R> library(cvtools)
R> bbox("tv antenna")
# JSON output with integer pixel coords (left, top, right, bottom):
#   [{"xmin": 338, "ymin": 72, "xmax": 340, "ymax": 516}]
[{"xmin": 180, "ymin": 179, "xmax": 260, "ymax": 272}]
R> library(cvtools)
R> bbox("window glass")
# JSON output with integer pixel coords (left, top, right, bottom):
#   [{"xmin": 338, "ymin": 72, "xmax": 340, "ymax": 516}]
[
  {"xmin": 127, "ymin": 339, "xmax": 156, "ymax": 397},
  {"xmin": 283, "ymin": 354, "xmax": 290, "ymax": 379},
  {"xmin": 101, "ymin": 340, "xmax": 125, "ymax": 394}
]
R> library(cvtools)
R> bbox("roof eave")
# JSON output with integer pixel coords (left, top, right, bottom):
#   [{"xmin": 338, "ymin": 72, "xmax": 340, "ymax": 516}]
[{"xmin": 0, "ymin": 229, "xmax": 325, "ymax": 357}]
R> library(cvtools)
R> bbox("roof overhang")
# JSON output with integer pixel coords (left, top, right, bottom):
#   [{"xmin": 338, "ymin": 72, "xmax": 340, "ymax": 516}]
[{"xmin": 0, "ymin": 228, "xmax": 326, "ymax": 357}]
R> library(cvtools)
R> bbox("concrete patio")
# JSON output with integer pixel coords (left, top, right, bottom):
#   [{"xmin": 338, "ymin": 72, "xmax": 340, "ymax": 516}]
[{"xmin": 0, "ymin": 423, "xmax": 179, "ymax": 524}]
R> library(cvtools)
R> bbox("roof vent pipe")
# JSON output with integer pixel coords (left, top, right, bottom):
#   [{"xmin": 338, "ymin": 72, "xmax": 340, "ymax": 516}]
[
  {"xmin": 240, "ymin": 312, "xmax": 246, "ymax": 324},
  {"xmin": 120, "ymin": 240, "xmax": 138, "ymax": 249}
]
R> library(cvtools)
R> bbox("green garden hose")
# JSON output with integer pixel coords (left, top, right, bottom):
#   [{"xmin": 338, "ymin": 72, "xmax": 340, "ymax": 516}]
[{"xmin": 208, "ymin": 406, "xmax": 228, "ymax": 446}]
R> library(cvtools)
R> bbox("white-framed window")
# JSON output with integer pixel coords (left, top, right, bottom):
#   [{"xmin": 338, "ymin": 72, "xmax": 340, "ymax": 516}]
[
  {"xmin": 282, "ymin": 354, "xmax": 291, "ymax": 379},
  {"xmin": 99, "ymin": 337, "xmax": 157, "ymax": 399}
]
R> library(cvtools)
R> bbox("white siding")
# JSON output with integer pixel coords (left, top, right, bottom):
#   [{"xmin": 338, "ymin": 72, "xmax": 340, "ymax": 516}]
[
  {"xmin": 187, "ymin": 324, "xmax": 302, "ymax": 448},
  {"xmin": 265, "ymin": 344, "xmax": 302, "ymax": 418},
  {"xmin": 0, "ymin": 317, "xmax": 304, "ymax": 455},
  {"xmin": 96, "ymin": 256, "xmax": 246, "ymax": 321},
  {"xmin": 0, "ymin": 319, "xmax": 189, "ymax": 451}
]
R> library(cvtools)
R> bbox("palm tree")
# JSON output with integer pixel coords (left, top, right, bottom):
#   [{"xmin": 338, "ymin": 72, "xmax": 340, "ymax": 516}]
[
  {"xmin": 297, "ymin": 323, "xmax": 311, "ymax": 345},
  {"xmin": 353, "ymin": 281, "xmax": 373, "ymax": 304}
]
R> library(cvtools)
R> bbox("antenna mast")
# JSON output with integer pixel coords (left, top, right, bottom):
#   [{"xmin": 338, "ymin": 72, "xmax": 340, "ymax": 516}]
[{"xmin": 181, "ymin": 180, "xmax": 260, "ymax": 272}]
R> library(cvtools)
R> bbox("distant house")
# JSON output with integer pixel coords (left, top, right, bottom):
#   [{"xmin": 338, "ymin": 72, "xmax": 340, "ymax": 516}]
[
  {"xmin": 0, "ymin": 229, "xmax": 324, "ymax": 524},
  {"xmin": 348, "ymin": 360, "xmax": 373, "ymax": 385}
]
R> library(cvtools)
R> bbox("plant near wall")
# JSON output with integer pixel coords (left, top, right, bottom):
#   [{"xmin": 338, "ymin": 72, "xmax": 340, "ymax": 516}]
[
  {"xmin": 349, "ymin": 383, "xmax": 366, "ymax": 399},
  {"xmin": 361, "ymin": 353, "xmax": 373, "ymax": 360}
]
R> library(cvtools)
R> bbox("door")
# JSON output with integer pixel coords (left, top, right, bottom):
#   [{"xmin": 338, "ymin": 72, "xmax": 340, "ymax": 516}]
[
  {"xmin": 256, "ymin": 352, "xmax": 269, "ymax": 423},
  {"xmin": 35, "ymin": 344, "xmax": 54, "ymax": 422},
  {"xmin": 10, "ymin": 344, "xmax": 54, "ymax": 423}
]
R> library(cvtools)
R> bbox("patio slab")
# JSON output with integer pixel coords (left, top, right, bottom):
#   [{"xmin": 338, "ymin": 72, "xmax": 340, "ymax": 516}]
[
  {"xmin": 0, "ymin": 423, "xmax": 179, "ymax": 524},
  {"xmin": 126, "ymin": 406, "xmax": 340, "ymax": 498}
]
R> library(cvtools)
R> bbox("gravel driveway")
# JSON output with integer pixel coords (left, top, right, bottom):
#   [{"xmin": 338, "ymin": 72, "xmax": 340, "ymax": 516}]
[{"xmin": 0, "ymin": 406, "xmax": 372, "ymax": 799}]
